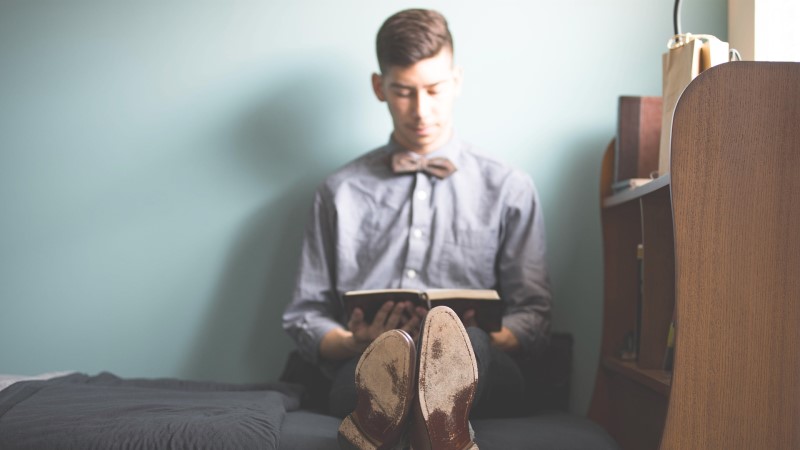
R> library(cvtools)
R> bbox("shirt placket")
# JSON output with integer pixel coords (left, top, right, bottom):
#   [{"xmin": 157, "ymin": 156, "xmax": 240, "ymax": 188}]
[{"xmin": 401, "ymin": 172, "xmax": 433, "ymax": 288}]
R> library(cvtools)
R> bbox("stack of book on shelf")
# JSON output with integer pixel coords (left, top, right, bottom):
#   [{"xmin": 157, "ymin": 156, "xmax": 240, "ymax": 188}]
[
  {"xmin": 613, "ymin": 96, "xmax": 662, "ymax": 193},
  {"xmin": 663, "ymin": 312, "xmax": 676, "ymax": 371},
  {"xmin": 617, "ymin": 241, "xmax": 676, "ymax": 372},
  {"xmin": 619, "ymin": 243, "xmax": 645, "ymax": 361},
  {"xmin": 612, "ymin": 178, "xmax": 653, "ymax": 194}
]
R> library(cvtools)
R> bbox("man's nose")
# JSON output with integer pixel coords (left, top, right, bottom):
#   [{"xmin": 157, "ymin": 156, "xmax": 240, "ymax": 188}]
[{"xmin": 413, "ymin": 91, "xmax": 433, "ymax": 119}]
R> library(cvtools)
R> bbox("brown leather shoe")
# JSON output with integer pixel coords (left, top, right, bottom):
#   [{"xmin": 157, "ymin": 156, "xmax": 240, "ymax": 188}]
[
  {"xmin": 338, "ymin": 329, "xmax": 416, "ymax": 450},
  {"xmin": 410, "ymin": 306, "xmax": 479, "ymax": 450}
]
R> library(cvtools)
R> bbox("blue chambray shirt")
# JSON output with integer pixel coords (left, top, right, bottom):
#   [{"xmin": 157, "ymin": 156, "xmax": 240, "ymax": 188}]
[{"xmin": 282, "ymin": 136, "xmax": 552, "ymax": 366}]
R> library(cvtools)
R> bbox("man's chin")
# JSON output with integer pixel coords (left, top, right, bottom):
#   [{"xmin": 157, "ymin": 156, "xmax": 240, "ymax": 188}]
[{"xmin": 403, "ymin": 135, "xmax": 440, "ymax": 151}]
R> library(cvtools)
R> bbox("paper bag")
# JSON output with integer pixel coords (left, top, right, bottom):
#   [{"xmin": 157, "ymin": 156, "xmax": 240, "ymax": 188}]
[{"xmin": 658, "ymin": 35, "xmax": 729, "ymax": 176}]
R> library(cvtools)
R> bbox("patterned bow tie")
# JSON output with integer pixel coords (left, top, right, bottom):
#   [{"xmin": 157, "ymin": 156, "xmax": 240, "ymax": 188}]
[{"xmin": 390, "ymin": 152, "xmax": 457, "ymax": 179}]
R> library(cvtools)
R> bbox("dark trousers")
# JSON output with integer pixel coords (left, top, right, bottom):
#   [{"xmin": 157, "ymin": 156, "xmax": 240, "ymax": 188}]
[{"xmin": 328, "ymin": 327, "xmax": 526, "ymax": 419}]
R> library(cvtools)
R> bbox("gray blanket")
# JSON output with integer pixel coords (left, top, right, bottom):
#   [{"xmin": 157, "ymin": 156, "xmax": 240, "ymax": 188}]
[{"xmin": 0, "ymin": 372, "xmax": 302, "ymax": 450}]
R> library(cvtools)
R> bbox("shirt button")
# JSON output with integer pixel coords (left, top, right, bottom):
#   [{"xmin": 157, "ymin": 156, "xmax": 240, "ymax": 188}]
[
  {"xmin": 416, "ymin": 190, "xmax": 428, "ymax": 201},
  {"xmin": 412, "ymin": 228, "xmax": 423, "ymax": 239},
  {"xmin": 406, "ymin": 269, "xmax": 417, "ymax": 279}
]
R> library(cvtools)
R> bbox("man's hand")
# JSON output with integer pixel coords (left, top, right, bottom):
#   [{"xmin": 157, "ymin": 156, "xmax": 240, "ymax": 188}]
[
  {"xmin": 320, "ymin": 301, "xmax": 427, "ymax": 361},
  {"xmin": 462, "ymin": 308, "xmax": 521, "ymax": 353},
  {"xmin": 349, "ymin": 301, "xmax": 424, "ymax": 347},
  {"xmin": 406, "ymin": 305, "xmax": 428, "ymax": 342},
  {"xmin": 489, "ymin": 327, "xmax": 521, "ymax": 352},
  {"xmin": 462, "ymin": 308, "xmax": 479, "ymax": 328}
]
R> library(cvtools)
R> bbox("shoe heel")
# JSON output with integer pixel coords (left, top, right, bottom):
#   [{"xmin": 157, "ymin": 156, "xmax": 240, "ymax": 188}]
[{"xmin": 337, "ymin": 415, "xmax": 378, "ymax": 450}]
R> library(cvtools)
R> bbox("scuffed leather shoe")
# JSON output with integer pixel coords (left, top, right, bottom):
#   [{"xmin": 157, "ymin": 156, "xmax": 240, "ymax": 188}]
[
  {"xmin": 338, "ymin": 329, "xmax": 416, "ymax": 450},
  {"xmin": 410, "ymin": 306, "xmax": 479, "ymax": 450}
]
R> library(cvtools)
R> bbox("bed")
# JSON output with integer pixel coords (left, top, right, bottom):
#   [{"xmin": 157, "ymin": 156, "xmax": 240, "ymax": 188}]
[
  {"xmin": 0, "ymin": 372, "xmax": 298, "ymax": 449},
  {"xmin": 0, "ymin": 335, "xmax": 619, "ymax": 449}
]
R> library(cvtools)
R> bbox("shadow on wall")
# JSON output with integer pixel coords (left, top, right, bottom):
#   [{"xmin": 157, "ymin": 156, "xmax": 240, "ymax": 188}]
[
  {"xmin": 541, "ymin": 130, "xmax": 609, "ymax": 414},
  {"xmin": 180, "ymin": 60, "xmax": 362, "ymax": 383}
]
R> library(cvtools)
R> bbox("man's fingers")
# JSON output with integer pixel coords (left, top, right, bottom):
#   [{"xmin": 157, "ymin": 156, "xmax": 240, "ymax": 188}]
[
  {"xmin": 348, "ymin": 308, "xmax": 367, "ymax": 337},
  {"xmin": 348, "ymin": 308, "xmax": 375, "ymax": 346},
  {"xmin": 384, "ymin": 301, "xmax": 408, "ymax": 330},
  {"xmin": 348, "ymin": 307, "xmax": 365, "ymax": 330},
  {"xmin": 401, "ymin": 313, "xmax": 421, "ymax": 334},
  {"xmin": 371, "ymin": 301, "xmax": 395, "ymax": 329},
  {"xmin": 462, "ymin": 308, "xmax": 478, "ymax": 328}
]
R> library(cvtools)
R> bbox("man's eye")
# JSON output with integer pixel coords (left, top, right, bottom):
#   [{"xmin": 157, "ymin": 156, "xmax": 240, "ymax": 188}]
[
  {"xmin": 429, "ymin": 84, "xmax": 450, "ymax": 96},
  {"xmin": 393, "ymin": 90, "xmax": 413, "ymax": 97}
]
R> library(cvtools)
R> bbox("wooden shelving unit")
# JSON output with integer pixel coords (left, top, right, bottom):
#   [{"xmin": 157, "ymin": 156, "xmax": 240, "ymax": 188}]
[
  {"xmin": 602, "ymin": 174, "xmax": 669, "ymax": 208},
  {"xmin": 588, "ymin": 140, "xmax": 675, "ymax": 450},
  {"xmin": 601, "ymin": 357, "xmax": 671, "ymax": 397},
  {"xmin": 588, "ymin": 62, "xmax": 800, "ymax": 450}
]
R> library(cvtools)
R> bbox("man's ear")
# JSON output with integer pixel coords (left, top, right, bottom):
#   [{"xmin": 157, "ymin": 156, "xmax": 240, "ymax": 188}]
[
  {"xmin": 453, "ymin": 66, "xmax": 464, "ymax": 97},
  {"xmin": 372, "ymin": 73, "xmax": 386, "ymax": 102}
]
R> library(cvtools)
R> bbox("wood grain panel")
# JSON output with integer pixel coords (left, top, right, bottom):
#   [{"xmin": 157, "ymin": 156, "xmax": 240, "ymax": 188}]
[
  {"xmin": 606, "ymin": 373, "xmax": 668, "ymax": 450},
  {"xmin": 663, "ymin": 62, "xmax": 800, "ymax": 450}
]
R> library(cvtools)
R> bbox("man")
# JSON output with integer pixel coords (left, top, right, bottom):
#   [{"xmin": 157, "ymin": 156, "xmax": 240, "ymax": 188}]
[{"xmin": 283, "ymin": 8, "xmax": 551, "ymax": 449}]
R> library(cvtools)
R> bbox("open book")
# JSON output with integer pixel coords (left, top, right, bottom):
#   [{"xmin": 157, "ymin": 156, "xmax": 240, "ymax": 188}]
[{"xmin": 343, "ymin": 288, "xmax": 502, "ymax": 332}]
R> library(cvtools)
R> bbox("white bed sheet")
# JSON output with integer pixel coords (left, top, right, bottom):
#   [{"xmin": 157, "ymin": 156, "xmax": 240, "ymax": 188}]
[{"xmin": 0, "ymin": 371, "xmax": 76, "ymax": 393}]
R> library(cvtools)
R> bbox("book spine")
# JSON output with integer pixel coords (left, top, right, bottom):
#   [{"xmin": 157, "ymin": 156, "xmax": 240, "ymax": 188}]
[
  {"xmin": 420, "ymin": 292, "xmax": 432, "ymax": 310},
  {"xmin": 663, "ymin": 309, "xmax": 676, "ymax": 371},
  {"xmin": 635, "ymin": 243, "xmax": 644, "ymax": 361},
  {"xmin": 616, "ymin": 96, "xmax": 663, "ymax": 182}
]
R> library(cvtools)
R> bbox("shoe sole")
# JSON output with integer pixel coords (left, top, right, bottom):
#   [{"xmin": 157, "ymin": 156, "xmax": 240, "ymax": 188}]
[
  {"xmin": 338, "ymin": 330, "xmax": 416, "ymax": 450},
  {"xmin": 413, "ymin": 306, "xmax": 479, "ymax": 450},
  {"xmin": 338, "ymin": 414, "xmax": 378, "ymax": 450}
]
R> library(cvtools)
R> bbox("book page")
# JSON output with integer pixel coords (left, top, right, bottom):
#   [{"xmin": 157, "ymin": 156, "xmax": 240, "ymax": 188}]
[
  {"xmin": 344, "ymin": 288, "xmax": 422, "ymax": 296},
  {"xmin": 424, "ymin": 289, "xmax": 499, "ymax": 301}
]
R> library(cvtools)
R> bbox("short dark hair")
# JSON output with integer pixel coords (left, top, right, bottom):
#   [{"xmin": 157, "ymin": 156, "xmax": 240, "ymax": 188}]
[{"xmin": 376, "ymin": 9, "xmax": 453, "ymax": 72}]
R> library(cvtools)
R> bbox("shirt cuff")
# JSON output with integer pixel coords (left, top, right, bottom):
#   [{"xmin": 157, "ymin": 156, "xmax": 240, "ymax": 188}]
[
  {"xmin": 502, "ymin": 312, "xmax": 548, "ymax": 357},
  {"xmin": 297, "ymin": 317, "xmax": 342, "ymax": 365}
]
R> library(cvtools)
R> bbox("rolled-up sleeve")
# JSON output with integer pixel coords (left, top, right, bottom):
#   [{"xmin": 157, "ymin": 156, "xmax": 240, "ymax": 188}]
[
  {"xmin": 282, "ymin": 188, "xmax": 343, "ymax": 365},
  {"xmin": 497, "ymin": 174, "xmax": 552, "ymax": 357}
]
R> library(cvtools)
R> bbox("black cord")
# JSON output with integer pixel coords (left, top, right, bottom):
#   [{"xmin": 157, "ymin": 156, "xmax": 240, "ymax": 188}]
[{"xmin": 673, "ymin": 0, "xmax": 682, "ymax": 35}]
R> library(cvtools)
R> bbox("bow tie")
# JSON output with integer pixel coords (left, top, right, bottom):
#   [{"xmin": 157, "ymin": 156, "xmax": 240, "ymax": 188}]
[{"xmin": 390, "ymin": 152, "xmax": 457, "ymax": 179}]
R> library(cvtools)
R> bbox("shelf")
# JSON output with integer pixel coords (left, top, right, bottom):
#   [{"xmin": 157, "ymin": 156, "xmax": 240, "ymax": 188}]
[
  {"xmin": 602, "ymin": 357, "xmax": 672, "ymax": 396},
  {"xmin": 591, "ymin": 139, "xmax": 673, "ymax": 450},
  {"xmin": 603, "ymin": 174, "xmax": 670, "ymax": 208}
]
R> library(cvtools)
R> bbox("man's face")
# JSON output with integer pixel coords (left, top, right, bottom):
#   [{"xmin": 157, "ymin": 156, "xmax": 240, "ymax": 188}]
[{"xmin": 372, "ymin": 49, "xmax": 462, "ymax": 155}]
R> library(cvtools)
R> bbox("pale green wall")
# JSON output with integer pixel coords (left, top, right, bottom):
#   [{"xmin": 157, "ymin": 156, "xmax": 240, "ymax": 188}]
[{"xmin": 0, "ymin": 0, "xmax": 726, "ymax": 413}]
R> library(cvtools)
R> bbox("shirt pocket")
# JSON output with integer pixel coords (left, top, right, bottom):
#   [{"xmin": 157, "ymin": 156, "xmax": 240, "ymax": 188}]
[
  {"xmin": 341, "ymin": 202, "xmax": 402, "ymax": 269},
  {"xmin": 438, "ymin": 227, "xmax": 499, "ymax": 288}
]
